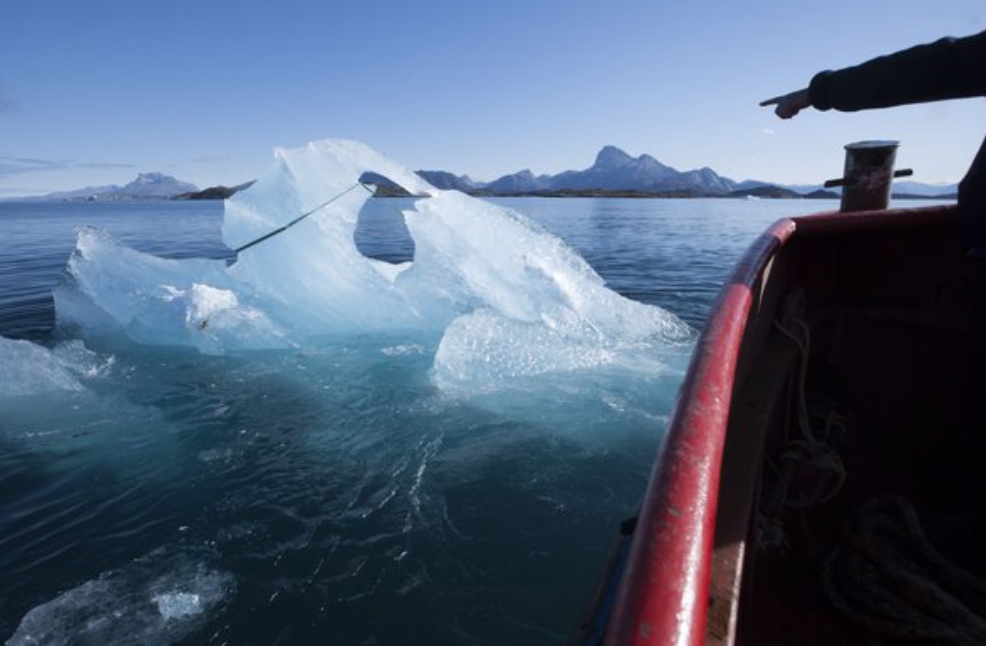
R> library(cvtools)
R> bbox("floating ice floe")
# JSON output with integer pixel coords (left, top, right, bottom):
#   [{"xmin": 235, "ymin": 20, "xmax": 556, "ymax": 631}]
[
  {"xmin": 0, "ymin": 335, "xmax": 112, "ymax": 398},
  {"xmin": 54, "ymin": 138, "xmax": 691, "ymax": 389},
  {"xmin": 6, "ymin": 547, "xmax": 234, "ymax": 646}
]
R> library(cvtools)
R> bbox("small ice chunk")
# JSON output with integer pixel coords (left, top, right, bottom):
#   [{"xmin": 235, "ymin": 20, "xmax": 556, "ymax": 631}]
[
  {"xmin": 152, "ymin": 591, "xmax": 202, "ymax": 620},
  {"xmin": 0, "ymin": 335, "xmax": 110, "ymax": 398},
  {"xmin": 54, "ymin": 228, "xmax": 291, "ymax": 354},
  {"xmin": 381, "ymin": 343, "xmax": 425, "ymax": 357},
  {"xmin": 186, "ymin": 283, "xmax": 238, "ymax": 322},
  {"xmin": 6, "ymin": 547, "xmax": 234, "ymax": 646}
]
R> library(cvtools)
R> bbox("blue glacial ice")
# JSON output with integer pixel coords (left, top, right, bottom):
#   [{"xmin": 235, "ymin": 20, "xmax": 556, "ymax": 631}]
[
  {"xmin": 0, "ymin": 335, "xmax": 112, "ymax": 398},
  {"xmin": 6, "ymin": 547, "xmax": 233, "ymax": 646},
  {"xmin": 54, "ymin": 138, "xmax": 691, "ymax": 390}
]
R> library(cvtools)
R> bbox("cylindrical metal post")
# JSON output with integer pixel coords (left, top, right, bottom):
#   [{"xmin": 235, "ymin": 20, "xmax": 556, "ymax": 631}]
[{"xmin": 837, "ymin": 140, "xmax": 899, "ymax": 212}]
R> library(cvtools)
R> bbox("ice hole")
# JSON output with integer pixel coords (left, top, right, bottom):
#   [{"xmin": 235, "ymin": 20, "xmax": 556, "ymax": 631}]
[{"xmin": 355, "ymin": 172, "xmax": 417, "ymax": 265}]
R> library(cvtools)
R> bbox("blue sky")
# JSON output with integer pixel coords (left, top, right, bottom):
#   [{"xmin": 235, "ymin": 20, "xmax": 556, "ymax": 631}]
[{"xmin": 1, "ymin": 0, "xmax": 983, "ymax": 196}]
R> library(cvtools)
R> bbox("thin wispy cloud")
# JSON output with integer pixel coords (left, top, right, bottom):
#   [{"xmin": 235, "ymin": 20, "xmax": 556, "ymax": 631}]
[
  {"xmin": 0, "ymin": 154, "xmax": 135, "ymax": 177},
  {"xmin": 761, "ymin": 128, "xmax": 776, "ymax": 136},
  {"xmin": 0, "ymin": 155, "xmax": 67, "ymax": 176}
]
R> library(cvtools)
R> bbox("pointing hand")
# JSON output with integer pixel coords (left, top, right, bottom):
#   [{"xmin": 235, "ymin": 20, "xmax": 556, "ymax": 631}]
[{"xmin": 760, "ymin": 89, "xmax": 811, "ymax": 119}]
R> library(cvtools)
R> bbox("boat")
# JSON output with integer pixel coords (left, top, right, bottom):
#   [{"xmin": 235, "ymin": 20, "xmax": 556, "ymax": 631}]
[{"xmin": 574, "ymin": 173, "xmax": 986, "ymax": 643}]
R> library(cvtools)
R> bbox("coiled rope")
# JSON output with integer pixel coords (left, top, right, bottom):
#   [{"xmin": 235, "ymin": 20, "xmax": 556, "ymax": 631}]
[
  {"xmin": 822, "ymin": 496, "xmax": 986, "ymax": 644},
  {"xmin": 756, "ymin": 317, "xmax": 849, "ymax": 550},
  {"xmin": 772, "ymin": 318, "xmax": 848, "ymax": 508}
]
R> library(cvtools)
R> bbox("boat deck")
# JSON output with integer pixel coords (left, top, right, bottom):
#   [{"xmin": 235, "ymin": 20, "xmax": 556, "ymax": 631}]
[
  {"xmin": 593, "ymin": 205, "xmax": 986, "ymax": 646},
  {"xmin": 719, "ymin": 208, "xmax": 986, "ymax": 644}
]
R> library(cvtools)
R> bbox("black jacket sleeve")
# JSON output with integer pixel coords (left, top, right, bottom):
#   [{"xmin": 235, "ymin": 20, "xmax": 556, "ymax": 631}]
[{"xmin": 809, "ymin": 30, "xmax": 986, "ymax": 112}]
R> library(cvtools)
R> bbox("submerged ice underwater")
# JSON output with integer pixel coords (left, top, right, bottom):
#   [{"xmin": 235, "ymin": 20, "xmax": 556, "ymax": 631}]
[{"xmin": 1, "ymin": 139, "xmax": 696, "ymax": 645}]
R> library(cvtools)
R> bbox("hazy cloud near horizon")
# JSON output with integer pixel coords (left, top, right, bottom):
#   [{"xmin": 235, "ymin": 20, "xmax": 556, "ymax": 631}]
[{"xmin": 0, "ymin": 154, "xmax": 136, "ymax": 177}]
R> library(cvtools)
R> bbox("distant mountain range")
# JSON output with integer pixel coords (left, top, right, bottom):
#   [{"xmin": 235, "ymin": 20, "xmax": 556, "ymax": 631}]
[
  {"xmin": 368, "ymin": 145, "xmax": 957, "ymax": 200},
  {"xmin": 30, "ymin": 172, "xmax": 199, "ymax": 201},
  {"xmin": 16, "ymin": 147, "xmax": 959, "ymax": 202},
  {"xmin": 478, "ymin": 145, "xmax": 738, "ymax": 195}
]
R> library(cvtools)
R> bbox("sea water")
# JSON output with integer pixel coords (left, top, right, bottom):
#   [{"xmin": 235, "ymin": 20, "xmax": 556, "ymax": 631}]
[{"xmin": 0, "ymin": 193, "xmax": 947, "ymax": 645}]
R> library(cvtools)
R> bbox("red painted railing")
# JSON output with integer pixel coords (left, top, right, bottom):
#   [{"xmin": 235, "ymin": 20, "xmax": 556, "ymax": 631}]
[{"xmin": 603, "ymin": 206, "xmax": 957, "ymax": 646}]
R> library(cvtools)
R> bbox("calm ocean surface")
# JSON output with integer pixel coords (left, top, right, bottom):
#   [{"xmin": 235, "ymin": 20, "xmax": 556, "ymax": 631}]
[{"xmin": 0, "ymin": 197, "xmax": 946, "ymax": 645}]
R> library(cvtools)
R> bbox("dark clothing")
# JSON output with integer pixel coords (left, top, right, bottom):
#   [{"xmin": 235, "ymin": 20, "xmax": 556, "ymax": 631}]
[{"xmin": 807, "ymin": 30, "xmax": 986, "ymax": 246}]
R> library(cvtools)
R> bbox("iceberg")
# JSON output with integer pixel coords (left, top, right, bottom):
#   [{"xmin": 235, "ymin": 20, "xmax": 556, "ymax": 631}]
[{"xmin": 54, "ymin": 138, "xmax": 691, "ymax": 389}]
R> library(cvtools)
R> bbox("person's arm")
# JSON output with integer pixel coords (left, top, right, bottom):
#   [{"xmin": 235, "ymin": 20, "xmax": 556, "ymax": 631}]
[
  {"xmin": 810, "ymin": 30, "xmax": 986, "ymax": 112},
  {"xmin": 761, "ymin": 30, "xmax": 986, "ymax": 118}
]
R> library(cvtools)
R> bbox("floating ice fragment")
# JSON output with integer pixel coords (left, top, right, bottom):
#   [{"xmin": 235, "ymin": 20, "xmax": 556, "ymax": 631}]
[
  {"xmin": 54, "ymin": 227, "xmax": 291, "ymax": 354},
  {"xmin": 381, "ymin": 343, "xmax": 425, "ymax": 357},
  {"xmin": 0, "ymin": 335, "xmax": 111, "ymax": 397},
  {"xmin": 6, "ymin": 547, "xmax": 233, "ymax": 646}
]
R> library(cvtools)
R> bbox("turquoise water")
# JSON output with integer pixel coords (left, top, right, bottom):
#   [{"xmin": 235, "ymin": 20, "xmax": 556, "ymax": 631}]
[{"xmin": 0, "ymin": 197, "xmax": 943, "ymax": 645}]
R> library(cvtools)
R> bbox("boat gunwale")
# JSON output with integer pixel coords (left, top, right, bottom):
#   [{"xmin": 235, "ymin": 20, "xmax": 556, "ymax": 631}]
[{"xmin": 603, "ymin": 204, "xmax": 958, "ymax": 646}]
